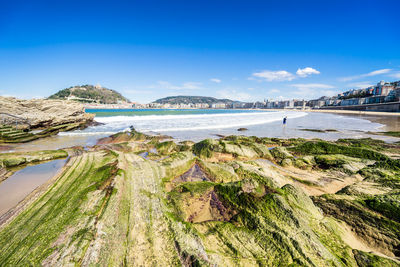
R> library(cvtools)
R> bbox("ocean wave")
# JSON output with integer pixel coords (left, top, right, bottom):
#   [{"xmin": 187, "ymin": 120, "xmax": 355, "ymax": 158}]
[
  {"xmin": 58, "ymin": 131, "xmax": 118, "ymax": 136},
  {"xmin": 93, "ymin": 111, "xmax": 290, "ymax": 123},
  {"xmin": 61, "ymin": 111, "xmax": 308, "ymax": 136},
  {"xmin": 147, "ymin": 112, "xmax": 307, "ymax": 132}
]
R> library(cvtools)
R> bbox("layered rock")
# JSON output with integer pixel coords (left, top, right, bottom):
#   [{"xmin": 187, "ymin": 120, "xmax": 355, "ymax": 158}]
[
  {"xmin": 1, "ymin": 131, "xmax": 400, "ymax": 266},
  {"xmin": 0, "ymin": 96, "xmax": 94, "ymax": 130}
]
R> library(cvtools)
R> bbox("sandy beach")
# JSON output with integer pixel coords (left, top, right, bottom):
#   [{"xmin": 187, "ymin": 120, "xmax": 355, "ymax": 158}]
[{"xmin": 265, "ymin": 108, "xmax": 400, "ymax": 131}]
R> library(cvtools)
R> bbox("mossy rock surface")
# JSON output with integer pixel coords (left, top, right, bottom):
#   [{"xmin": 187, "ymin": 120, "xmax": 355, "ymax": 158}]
[
  {"xmin": 0, "ymin": 150, "xmax": 68, "ymax": 168},
  {"xmin": 364, "ymin": 193, "xmax": 400, "ymax": 223},
  {"xmin": 353, "ymin": 249, "xmax": 400, "ymax": 267},
  {"xmin": 156, "ymin": 140, "xmax": 177, "ymax": 155},
  {"xmin": 1, "ymin": 133, "xmax": 400, "ymax": 265},
  {"xmin": 192, "ymin": 139, "xmax": 222, "ymax": 158}
]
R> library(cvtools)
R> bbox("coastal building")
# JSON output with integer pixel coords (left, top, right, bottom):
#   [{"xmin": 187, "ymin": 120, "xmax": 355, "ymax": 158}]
[
  {"xmin": 211, "ymin": 103, "xmax": 227, "ymax": 109},
  {"xmin": 340, "ymin": 98, "xmax": 365, "ymax": 106},
  {"xmin": 194, "ymin": 103, "xmax": 210, "ymax": 108},
  {"xmin": 262, "ymin": 80, "xmax": 400, "ymax": 111},
  {"xmin": 373, "ymin": 81, "xmax": 394, "ymax": 96},
  {"xmin": 384, "ymin": 89, "xmax": 400, "ymax": 102}
]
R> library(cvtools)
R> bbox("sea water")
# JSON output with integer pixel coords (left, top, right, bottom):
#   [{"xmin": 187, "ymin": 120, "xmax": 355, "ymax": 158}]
[
  {"xmin": 57, "ymin": 109, "xmax": 387, "ymax": 142},
  {"xmin": 0, "ymin": 158, "xmax": 67, "ymax": 216}
]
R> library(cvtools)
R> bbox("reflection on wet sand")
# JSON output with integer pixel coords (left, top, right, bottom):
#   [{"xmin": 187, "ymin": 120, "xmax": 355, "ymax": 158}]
[
  {"xmin": 339, "ymin": 113, "xmax": 400, "ymax": 131},
  {"xmin": 1, "ymin": 134, "xmax": 109, "ymax": 153},
  {"xmin": 0, "ymin": 158, "xmax": 67, "ymax": 216}
]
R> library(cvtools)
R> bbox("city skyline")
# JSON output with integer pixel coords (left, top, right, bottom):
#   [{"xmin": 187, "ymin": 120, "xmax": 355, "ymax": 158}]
[{"xmin": 0, "ymin": 0, "xmax": 399, "ymax": 102}]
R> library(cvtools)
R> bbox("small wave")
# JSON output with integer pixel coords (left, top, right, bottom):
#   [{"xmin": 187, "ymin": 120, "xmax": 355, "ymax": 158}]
[
  {"xmin": 58, "ymin": 131, "xmax": 117, "ymax": 136},
  {"xmin": 94, "ymin": 111, "xmax": 288, "ymax": 123},
  {"xmin": 65, "ymin": 111, "xmax": 308, "ymax": 136},
  {"xmin": 148, "ymin": 112, "xmax": 307, "ymax": 132}
]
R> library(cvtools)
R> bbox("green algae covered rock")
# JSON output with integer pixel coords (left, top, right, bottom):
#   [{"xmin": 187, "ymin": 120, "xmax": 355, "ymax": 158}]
[
  {"xmin": 353, "ymin": 249, "xmax": 400, "ymax": 267},
  {"xmin": 177, "ymin": 140, "xmax": 194, "ymax": 152},
  {"xmin": 0, "ymin": 149, "xmax": 68, "ymax": 168},
  {"xmin": 293, "ymin": 140, "xmax": 400, "ymax": 171},
  {"xmin": 313, "ymin": 194, "xmax": 400, "ymax": 258},
  {"xmin": 193, "ymin": 137, "xmax": 274, "ymax": 160},
  {"xmin": 270, "ymin": 147, "xmax": 294, "ymax": 166},
  {"xmin": 364, "ymin": 193, "xmax": 400, "ymax": 223},
  {"xmin": 1, "ymin": 157, "xmax": 26, "ymax": 167},
  {"xmin": 193, "ymin": 139, "xmax": 223, "ymax": 158},
  {"xmin": 1, "ymin": 132, "xmax": 400, "ymax": 266},
  {"xmin": 281, "ymin": 158, "xmax": 293, "ymax": 167},
  {"xmin": 293, "ymin": 141, "xmax": 389, "ymax": 161},
  {"xmin": 200, "ymin": 161, "xmax": 239, "ymax": 183},
  {"xmin": 156, "ymin": 140, "xmax": 177, "ymax": 155},
  {"xmin": 293, "ymin": 155, "xmax": 316, "ymax": 169},
  {"xmin": 315, "ymin": 154, "xmax": 346, "ymax": 168}
]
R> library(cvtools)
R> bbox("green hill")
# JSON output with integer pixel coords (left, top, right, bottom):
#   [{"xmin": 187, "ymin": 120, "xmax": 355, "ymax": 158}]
[
  {"xmin": 153, "ymin": 95, "xmax": 240, "ymax": 105},
  {"xmin": 48, "ymin": 84, "xmax": 130, "ymax": 104}
]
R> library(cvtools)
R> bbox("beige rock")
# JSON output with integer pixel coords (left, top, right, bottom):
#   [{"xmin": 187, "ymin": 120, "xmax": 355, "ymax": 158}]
[{"xmin": 0, "ymin": 96, "xmax": 94, "ymax": 129}]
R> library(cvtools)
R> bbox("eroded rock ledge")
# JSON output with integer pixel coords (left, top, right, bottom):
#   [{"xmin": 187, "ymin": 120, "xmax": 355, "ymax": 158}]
[
  {"xmin": 0, "ymin": 96, "xmax": 94, "ymax": 129},
  {"xmin": 0, "ymin": 96, "xmax": 95, "ymax": 142}
]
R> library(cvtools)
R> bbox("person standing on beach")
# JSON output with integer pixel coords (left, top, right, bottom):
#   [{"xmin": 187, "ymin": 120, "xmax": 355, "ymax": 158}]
[{"xmin": 283, "ymin": 116, "xmax": 287, "ymax": 125}]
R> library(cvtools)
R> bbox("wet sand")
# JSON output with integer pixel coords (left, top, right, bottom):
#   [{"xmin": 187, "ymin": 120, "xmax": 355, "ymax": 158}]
[
  {"xmin": 338, "ymin": 113, "xmax": 400, "ymax": 131},
  {"xmin": 1, "ymin": 134, "xmax": 108, "ymax": 153},
  {"xmin": 278, "ymin": 109, "xmax": 400, "ymax": 131}
]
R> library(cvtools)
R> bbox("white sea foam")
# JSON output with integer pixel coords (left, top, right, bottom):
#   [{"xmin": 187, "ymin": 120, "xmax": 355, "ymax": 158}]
[
  {"xmin": 57, "ymin": 110, "xmax": 386, "ymax": 142},
  {"xmin": 93, "ymin": 111, "xmax": 289, "ymax": 123},
  {"xmin": 58, "ymin": 131, "xmax": 117, "ymax": 136},
  {"xmin": 150, "ymin": 112, "xmax": 306, "ymax": 132},
  {"xmin": 84, "ymin": 111, "xmax": 307, "ymax": 134}
]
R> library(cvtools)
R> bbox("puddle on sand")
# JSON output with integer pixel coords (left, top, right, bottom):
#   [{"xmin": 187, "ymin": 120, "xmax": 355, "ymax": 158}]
[{"xmin": 0, "ymin": 158, "xmax": 67, "ymax": 216}]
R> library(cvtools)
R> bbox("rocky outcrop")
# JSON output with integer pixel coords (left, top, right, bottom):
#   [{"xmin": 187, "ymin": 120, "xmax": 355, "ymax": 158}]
[
  {"xmin": 1, "ymin": 134, "xmax": 400, "ymax": 265},
  {"xmin": 0, "ymin": 96, "xmax": 94, "ymax": 130},
  {"xmin": 0, "ymin": 97, "xmax": 95, "ymax": 143}
]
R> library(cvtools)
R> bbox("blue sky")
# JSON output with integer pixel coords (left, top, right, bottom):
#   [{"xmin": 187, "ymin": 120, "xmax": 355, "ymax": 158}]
[{"xmin": 0, "ymin": 0, "xmax": 399, "ymax": 103}]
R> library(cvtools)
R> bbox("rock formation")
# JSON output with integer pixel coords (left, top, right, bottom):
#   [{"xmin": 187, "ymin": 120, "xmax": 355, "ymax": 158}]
[
  {"xmin": 0, "ymin": 96, "xmax": 94, "ymax": 130},
  {"xmin": 1, "ymin": 132, "xmax": 399, "ymax": 265}
]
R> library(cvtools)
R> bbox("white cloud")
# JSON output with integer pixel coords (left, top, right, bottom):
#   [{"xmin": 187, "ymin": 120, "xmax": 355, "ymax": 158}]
[
  {"xmin": 292, "ymin": 83, "xmax": 335, "ymax": 89},
  {"xmin": 252, "ymin": 70, "xmax": 296, "ymax": 82},
  {"xmin": 296, "ymin": 67, "xmax": 320, "ymax": 77},
  {"xmin": 347, "ymin": 82, "xmax": 374, "ymax": 89},
  {"xmin": 339, "ymin": 68, "xmax": 392, "ymax": 82},
  {"xmin": 389, "ymin": 72, "xmax": 400, "ymax": 79},
  {"xmin": 210, "ymin": 78, "xmax": 221, "ymax": 83},
  {"xmin": 366, "ymin": 69, "xmax": 391, "ymax": 76},
  {"xmin": 291, "ymin": 83, "xmax": 335, "ymax": 98},
  {"xmin": 268, "ymin": 89, "xmax": 280, "ymax": 93},
  {"xmin": 155, "ymin": 81, "xmax": 203, "ymax": 90},
  {"xmin": 216, "ymin": 89, "xmax": 252, "ymax": 101}
]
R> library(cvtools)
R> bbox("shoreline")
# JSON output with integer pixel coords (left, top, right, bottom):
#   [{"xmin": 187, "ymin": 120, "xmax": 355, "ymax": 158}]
[
  {"xmin": 2, "ymin": 109, "xmax": 400, "ymax": 153},
  {"xmin": 265, "ymin": 108, "xmax": 400, "ymax": 132}
]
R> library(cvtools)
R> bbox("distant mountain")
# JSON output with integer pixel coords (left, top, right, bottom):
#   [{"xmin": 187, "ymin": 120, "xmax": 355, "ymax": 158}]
[
  {"xmin": 48, "ymin": 84, "xmax": 130, "ymax": 104},
  {"xmin": 153, "ymin": 95, "xmax": 241, "ymax": 105}
]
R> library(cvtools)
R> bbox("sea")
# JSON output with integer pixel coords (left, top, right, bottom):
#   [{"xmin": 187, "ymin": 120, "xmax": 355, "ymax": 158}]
[{"xmin": 57, "ymin": 108, "xmax": 386, "ymax": 143}]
